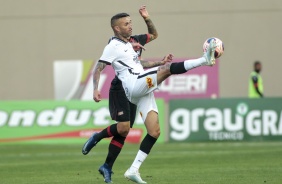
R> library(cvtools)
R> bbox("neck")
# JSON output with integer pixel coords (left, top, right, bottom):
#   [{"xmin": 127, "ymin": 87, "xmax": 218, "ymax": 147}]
[{"xmin": 114, "ymin": 33, "xmax": 129, "ymax": 43}]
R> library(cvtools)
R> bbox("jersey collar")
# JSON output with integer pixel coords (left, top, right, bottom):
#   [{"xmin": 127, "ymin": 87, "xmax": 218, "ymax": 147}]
[{"xmin": 110, "ymin": 36, "xmax": 129, "ymax": 44}]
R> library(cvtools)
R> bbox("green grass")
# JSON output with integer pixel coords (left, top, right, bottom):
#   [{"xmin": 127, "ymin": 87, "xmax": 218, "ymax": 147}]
[{"xmin": 1, "ymin": 142, "xmax": 282, "ymax": 184}]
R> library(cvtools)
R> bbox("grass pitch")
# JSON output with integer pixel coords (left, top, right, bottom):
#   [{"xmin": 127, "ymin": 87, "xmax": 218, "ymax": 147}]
[{"xmin": 0, "ymin": 142, "xmax": 282, "ymax": 184}]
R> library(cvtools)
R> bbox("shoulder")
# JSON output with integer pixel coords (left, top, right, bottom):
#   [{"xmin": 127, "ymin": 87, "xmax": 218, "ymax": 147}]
[
  {"xmin": 104, "ymin": 39, "xmax": 119, "ymax": 51},
  {"xmin": 250, "ymin": 72, "xmax": 257, "ymax": 76}
]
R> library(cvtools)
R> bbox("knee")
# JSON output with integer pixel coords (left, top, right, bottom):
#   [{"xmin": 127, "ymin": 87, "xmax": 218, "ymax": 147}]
[
  {"xmin": 151, "ymin": 128, "xmax": 161, "ymax": 139},
  {"xmin": 117, "ymin": 122, "xmax": 130, "ymax": 137},
  {"xmin": 163, "ymin": 63, "xmax": 172, "ymax": 76},
  {"xmin": 150, "ymin": 130, "xmax": 161, "ymax": 139},
  {"xmin": 149, "ymin": 126, "xmax": 160, "ymax": 139}
]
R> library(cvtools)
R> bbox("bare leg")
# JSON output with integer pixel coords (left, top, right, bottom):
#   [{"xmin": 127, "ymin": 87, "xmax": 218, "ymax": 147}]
[{"xmin": 124, "ymin": 111, "xmax": 159, "ymax": 183}]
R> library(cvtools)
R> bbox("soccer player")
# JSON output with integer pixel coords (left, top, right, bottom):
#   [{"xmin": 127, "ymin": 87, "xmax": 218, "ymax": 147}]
[
  {"xmin": 83, "ymin": 12, "xmax": 216, "ymax": 183},
  {"xmin": 82, "ymin": 5, "xmax": 158, "ymax": 183},
  {"xmin": 248, "ymin": 61, "xmax": 264, "ymax": 98}
]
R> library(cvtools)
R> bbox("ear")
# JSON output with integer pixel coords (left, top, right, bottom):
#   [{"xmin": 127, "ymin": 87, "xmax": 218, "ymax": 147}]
[{"xmin": 114, "ymin": 25, "xmax": 120, "ymax": 33}]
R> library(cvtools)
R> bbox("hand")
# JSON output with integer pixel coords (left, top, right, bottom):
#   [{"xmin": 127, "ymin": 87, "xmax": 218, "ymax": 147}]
[
  {"xmin": 162, "ymin": 54, "xmax": 174, "ymax": 64},
  {"xmin": 139, "ymin": 5, "xmax": 149, "ymax": 19},
  {"xmin": 131, "ymin": 42, "xmax": 146, "ymax": 51},
  {"xmin": 93, "ymin": 89, "xmax": 101, "ymax": 102}
]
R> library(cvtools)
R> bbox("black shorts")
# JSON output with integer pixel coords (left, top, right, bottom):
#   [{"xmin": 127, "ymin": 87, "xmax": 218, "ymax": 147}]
[{"xmin": 109, "ymin": 76, "xmax": 137, "ymax": 127}]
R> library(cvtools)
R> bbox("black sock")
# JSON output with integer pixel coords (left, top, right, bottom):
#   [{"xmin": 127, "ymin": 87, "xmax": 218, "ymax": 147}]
[
  {"xmin": 105, "ymin": 135, "xmax": 126, "ymax": 169},
  {"xmin": 140, "ymin": 134, "xmax": 157, "ymax": 154},
  {"xmin": 170, "ymin": 62, "xmax": 187, "ymax": 74},
  {"xmin": 96, "ymin": 124, "xmax": 119, "ymax": 142}
]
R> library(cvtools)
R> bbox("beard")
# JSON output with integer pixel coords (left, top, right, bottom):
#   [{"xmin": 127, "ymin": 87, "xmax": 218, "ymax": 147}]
[{"xmin": 255, "ymin": 69, "xmax": 261, "ymax": 73}]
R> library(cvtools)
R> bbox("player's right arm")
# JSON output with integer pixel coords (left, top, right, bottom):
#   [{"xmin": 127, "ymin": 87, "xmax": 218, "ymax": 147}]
[
  {"xmin": 93, "ymin": 61, "xmax": 107, "ymax": 102},
  {"xmin": 93, "ymin": 43, "xmax": 116, "ymax": 102},
  {"xmin": 252, "ymin": 76, "xmax": 264, "ymax": 97}
]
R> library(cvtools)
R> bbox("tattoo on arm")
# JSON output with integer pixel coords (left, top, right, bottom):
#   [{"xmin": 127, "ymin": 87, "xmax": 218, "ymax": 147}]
[
  {"xmin": 140, "ymin": 60, "xmax": 164, "ymax": 68},
  {"xmin": 145, "ymin": 18, "xmax": 158, "ymax": 41},
  {"xmin": 93, "ymin": 62, "xmax": 106, "ymax": 90}
]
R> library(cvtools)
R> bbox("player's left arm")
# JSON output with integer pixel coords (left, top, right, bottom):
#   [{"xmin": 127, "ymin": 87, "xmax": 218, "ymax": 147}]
[
  {"xmin": 140, "ymin": 54, "xmax": 173, "ymax": 68},
  {"xmin": 139, "ymin": 5, "xmax": 158, "ymax": 42}
]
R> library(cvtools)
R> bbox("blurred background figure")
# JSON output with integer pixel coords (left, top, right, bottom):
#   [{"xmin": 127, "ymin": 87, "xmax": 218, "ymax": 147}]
[{"xmin": 249, "ymin": 61, "xmax": 264, "ymax": 98}]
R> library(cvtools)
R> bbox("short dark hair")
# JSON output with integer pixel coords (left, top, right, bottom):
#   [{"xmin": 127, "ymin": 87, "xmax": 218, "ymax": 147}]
[
  {"xmin": 254, "ymin": 61, "xmax": 261, "ymax": 67},
  {"xmin": 111, "ymin": 13, "xmax": 130, "ymax": 27}
]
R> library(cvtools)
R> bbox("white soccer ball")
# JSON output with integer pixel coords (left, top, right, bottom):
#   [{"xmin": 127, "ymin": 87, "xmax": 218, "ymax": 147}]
[{"xmin": 203, "ymin": 37, "xmax": 224, "ymax": 58}]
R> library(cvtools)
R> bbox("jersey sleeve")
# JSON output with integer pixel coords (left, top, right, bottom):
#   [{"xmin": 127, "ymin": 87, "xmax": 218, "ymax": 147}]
[
  {"xmin": 134, "ymin": 34, "xmax": 150, "ymax": 46},
  {"xmin": 99, "ymin": 44, "xmax": 116, "ymax": 65},
  {"xmin": 252, "ymin": 76, "xmax": 258, "ymax": 87}
]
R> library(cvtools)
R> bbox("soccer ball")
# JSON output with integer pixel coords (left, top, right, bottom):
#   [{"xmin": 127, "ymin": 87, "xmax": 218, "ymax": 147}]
[{"xmin": 203, "ymin": 37, "xmax": 224, "ymax": 58}]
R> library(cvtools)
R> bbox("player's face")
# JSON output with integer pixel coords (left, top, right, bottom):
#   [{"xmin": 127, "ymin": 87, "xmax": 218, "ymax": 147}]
[
  {"xmin": 117, "ymin": 16, "xmax": 132, "ymax": 39},
  {"xmin": 255, "ymin": 63, "xmax": 261, "ymax": 73}
]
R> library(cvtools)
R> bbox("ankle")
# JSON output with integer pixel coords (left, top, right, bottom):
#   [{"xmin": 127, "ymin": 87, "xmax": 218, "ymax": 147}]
[{"xmin": 129, "ymin": 166, "xmax": 138, "ymax": 173}]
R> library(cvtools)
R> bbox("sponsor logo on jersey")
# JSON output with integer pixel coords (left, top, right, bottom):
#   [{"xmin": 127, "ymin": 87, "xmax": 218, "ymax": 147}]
[{"xmin": 146, "ymin": 77, "xmax": 154, "ymax": 88}]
